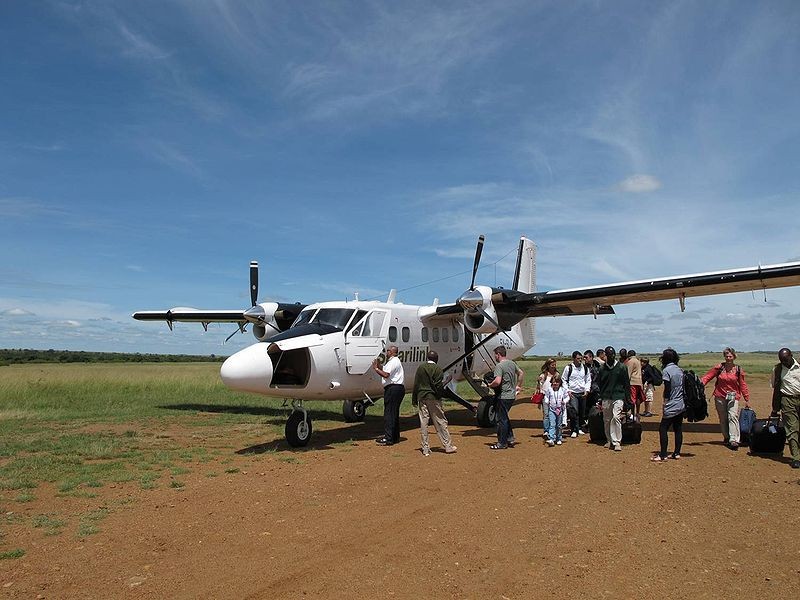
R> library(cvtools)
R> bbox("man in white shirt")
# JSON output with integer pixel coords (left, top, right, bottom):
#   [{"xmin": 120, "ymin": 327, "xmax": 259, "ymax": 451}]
[
  {"xmin": 562, "ymin": 350, "xmax": 591, "ymax": 437},
  {"xmin": 771, "ymin": 347, "xmax": 800, "ymax": 469},
  {"xmin": 373, "ymin": 345, "xmax": 405, "ymax": 446}
]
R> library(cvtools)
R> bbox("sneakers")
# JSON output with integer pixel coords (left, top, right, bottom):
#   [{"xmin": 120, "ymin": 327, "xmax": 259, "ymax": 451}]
[
  {"xmin": 422, "ymin": 448, "xmax": 431, "ymax": 456},
  {"xmin": 578, "ymin": 430, "xmax": 585, "ymax": 435},
  {"xmin": 556, "ymin": 440, "xmax": 563, "ymax": 445},
  {"xmin": 790, "ymin": 459, "xmax": 800, "ymax": 469},
  {"xmin": 613, "ymin": 444, "xmax": 622, "ymax": 452},
  {"xmin": 548, "ymin": 440, "xmax": 555, "ymax": 447},
  {"xmin": 445, "ymin": 446, "xmax": 458, "ymax": 454},
  {"xmin": 641, "ymin": 412, "xmax": 654, "ymax": 417},
  {"xmin": 570, "ymin": 432, "xmax": 578, "ymax": 438}
]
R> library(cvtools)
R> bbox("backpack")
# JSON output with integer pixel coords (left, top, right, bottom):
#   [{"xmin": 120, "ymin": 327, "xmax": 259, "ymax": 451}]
[
  {"xmin": 648, "ymin": 364, "xmax": 663, "ymax": 386},
  {"xmin": 682, "ymin": 369, "xmax": 708, "ymax": 422},
  {"xmin": 566, "ymin": 364, "xmax": 589, "ymax": 386}
]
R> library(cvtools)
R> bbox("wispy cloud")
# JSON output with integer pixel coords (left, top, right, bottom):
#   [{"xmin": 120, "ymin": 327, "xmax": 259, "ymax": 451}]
[
  {"xmin": 614, "ymin": 174, "xmax": 661, "ymax": 193},
  {"xmin": 0, "ymin": 197, "xmax": 66, "ymax": 219},
  {"xmin": 144, "ymin": 140, "xmax": 204, "ymax": 178},
  {"xmin": 117, "ymin": 23, "xmax": 170, "ymax": 60}
]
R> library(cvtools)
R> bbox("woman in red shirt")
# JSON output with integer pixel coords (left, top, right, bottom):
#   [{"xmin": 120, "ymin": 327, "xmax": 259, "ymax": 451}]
[{"xmin": 701, "ymin": 347, "xmax": 751, "ymax": 450}]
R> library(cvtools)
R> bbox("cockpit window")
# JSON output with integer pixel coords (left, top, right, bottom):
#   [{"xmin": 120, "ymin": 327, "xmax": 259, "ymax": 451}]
[
  {"xmin": 292, "ymin": 309, "xmax": 316, "ymax": 328},
  {"xmin": 311, "ymin": 308, "xmax": 356, "ymax": 330},
  {"xmin": 291, "ymin": 308, "xmax": 356, "ymax": 331}
]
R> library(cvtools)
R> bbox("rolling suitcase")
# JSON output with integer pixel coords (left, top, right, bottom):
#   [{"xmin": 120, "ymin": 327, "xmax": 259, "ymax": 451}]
[
  {"xmin": 588, "ymin": 405, "xmax": 606, "ymax": 444},
  {"xmin": 739, "ymin": 407, "xmax": 756, "ymax": 445},
  {"xmin": 622, "ymin": 414, "xmax": 642, "ymax": 445},
  {"xmin": 749, "ymin": 416, "xmax": 785, "ymax": 454}
]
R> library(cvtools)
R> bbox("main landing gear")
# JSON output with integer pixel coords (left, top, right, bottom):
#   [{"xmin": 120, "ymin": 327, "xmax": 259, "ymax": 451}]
[
  {"xmin": 476, "ymin": 396, "xmax": 498, "ymax": 428},
  {"xmin": 342, "ymin": 399, "xmax": 367, "ymax": 423}
]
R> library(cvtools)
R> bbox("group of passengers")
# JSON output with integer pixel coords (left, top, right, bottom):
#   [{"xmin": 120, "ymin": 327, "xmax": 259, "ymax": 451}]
[
  {"xmin": 378, "ymin": 342, "xmax": 800, "ymax": 470},
  {"xmin": 533, "ymin": 346, "xmax": 753, "ymax": 458}
]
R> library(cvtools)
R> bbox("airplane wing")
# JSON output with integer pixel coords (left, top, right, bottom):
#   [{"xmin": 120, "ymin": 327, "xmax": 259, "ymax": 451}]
[
  {"xmin": 508, "ymin": 262, "xmax": 800, "ymax": 318},
  {"xmin": 132, "ymin": 308, "xmax": 246, "ymax": 330}
]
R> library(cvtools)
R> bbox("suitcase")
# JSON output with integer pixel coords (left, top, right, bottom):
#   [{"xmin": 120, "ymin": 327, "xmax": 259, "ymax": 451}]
[
  {"xmin": 739, "ymin": 407, "xmax": 756, "ymax": 445},
  {"xmin": 588, "ymin": 405, "xmax": 606, "ymax": 443},
  {"xmin": 622, "ymin": 415, "xmax": 642, "ymax": 445},
  {"xmin": 749, "ymin": 416, "xmax": 785, "ymax": 454}
]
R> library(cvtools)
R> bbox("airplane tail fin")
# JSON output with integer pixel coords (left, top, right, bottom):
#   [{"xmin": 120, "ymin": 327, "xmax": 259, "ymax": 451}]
[
  {"xmin": 511, "ymin": 237, "xmax": 536, "ymax": 350},
  {"xmin": 512, "ymin": 237, "xmax": 536, "ymax": 293}
]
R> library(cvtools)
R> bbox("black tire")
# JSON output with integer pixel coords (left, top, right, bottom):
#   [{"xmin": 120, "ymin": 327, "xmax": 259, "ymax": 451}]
[
  {"xmin": 342, "ymin": 399, "xmax": 366, "ymax": 423},
  {"xmin": 285, "ymin": 411, "xmax": 312, "ymax": 447},
  {"xmin": 476, "ymin": 397, "xmax": 497, "ymax": 428}
]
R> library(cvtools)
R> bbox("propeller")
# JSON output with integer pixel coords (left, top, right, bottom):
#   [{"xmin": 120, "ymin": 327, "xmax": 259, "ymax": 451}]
[
  {"xmin": 469, "ymin": 234, "xmax": 484, "ymax": 290},
  {"xmin": 457, "ymin": 235, "xmax": 503, "ymax": 332},
  {"xmin": 224, "ymin": 260, "xmax": 260, "ymax": 343},
  {"xmin": 250, "ymin": 261, "xmax": 259, "ymax": 307}
]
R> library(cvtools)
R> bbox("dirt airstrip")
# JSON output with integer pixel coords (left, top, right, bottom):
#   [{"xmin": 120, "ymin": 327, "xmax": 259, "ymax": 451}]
[{"xmin": 1, "ymin": 375, "xmax": 799, "ymax": 599}]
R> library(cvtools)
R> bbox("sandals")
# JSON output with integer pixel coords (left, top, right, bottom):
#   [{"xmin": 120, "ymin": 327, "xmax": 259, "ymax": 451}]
[{"xmin": 489, "ymin": 443, "xmax": 508, "ymax": 450}]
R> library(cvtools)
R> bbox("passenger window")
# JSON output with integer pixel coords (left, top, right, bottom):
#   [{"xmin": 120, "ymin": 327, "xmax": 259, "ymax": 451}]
[
  {"xmin": 442, "ymin": 328, "xmax": 449, "ymax": 342},
  {"xmin": 453, "ymin": 327, "xmax": 459, "ymax": 342},
  {"xmin": 389, "ymin": 326, "xmax": 397, "ymax": 342},
  {"xmin": 402, "ymin": 327, "xmax": 410, "ymax": 343},
  {"xmin": 421, "ymin": 327, "xmax": 428, "ymax": 342},
  {"xmin": 432, "ymin": 327, "xmax": 439, "ymax": 342}
]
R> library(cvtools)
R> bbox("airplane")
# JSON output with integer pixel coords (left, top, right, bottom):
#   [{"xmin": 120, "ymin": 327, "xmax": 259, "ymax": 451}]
[{"xmin": 134, "ymin": 236, "xmax": 800, "ymax": 447}]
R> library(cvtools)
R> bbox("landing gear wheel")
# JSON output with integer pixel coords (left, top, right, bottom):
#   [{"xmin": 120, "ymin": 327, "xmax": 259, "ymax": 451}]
[
  {"xmin": 476, "ymin": 397, "xmax": 497, "ymax": 428},
  {"xmin": 285, "ymin": 411, "xmax": 313, "ymax": 447},
  {"xmin": 343, "ymin": 399, "xmax": 366, "ymax": 422}
]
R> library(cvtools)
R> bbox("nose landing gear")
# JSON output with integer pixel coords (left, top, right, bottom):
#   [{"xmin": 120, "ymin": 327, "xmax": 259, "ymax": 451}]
[{"xmin": 285, "ymin": 400, "xmax": 313, "ymax": 447}]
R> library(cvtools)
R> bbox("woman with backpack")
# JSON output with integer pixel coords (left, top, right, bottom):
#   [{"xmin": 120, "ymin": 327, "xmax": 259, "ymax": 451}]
[{"xmin": 700, "ymin": 347, "xmax": 751, "ymax": 450}]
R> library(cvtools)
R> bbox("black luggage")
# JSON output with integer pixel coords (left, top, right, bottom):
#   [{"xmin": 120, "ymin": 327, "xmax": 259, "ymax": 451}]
[
  {"xmin": 749, "ymin": 416, "xmax": 785, "ymax": 454},
  {"xmin": 622, "ymin": 415, "xmax": 642, "ymax": 445},
  {"xmin": 588, "ymin": 405, "xmax": 606, "ymax": 444}
]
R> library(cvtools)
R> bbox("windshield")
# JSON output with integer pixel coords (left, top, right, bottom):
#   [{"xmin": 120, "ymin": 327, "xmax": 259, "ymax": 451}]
[
  {"xmin": 312, "ymin": 308, "xmax": 356, "ymax": 330},
  {"xmin": 291, "ymin": 308, "xmax": 315, "ymax": 328}
]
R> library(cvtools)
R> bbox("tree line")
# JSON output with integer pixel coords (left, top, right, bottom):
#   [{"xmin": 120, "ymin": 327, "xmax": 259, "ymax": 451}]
[{"xmin": 0, "ymin": 349, "xmax": 226, "ymax": 366}]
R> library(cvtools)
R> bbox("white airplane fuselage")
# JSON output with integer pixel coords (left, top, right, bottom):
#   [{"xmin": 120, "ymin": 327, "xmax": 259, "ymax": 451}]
[{"xmin": 220, "ymin": 300, "xmax": 533, "ymax": 402}]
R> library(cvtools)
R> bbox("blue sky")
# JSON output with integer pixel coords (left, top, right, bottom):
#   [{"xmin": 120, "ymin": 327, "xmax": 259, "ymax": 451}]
[{"xmin": 2, "ymin": 0, "xmax": 800, "ymax": 357}]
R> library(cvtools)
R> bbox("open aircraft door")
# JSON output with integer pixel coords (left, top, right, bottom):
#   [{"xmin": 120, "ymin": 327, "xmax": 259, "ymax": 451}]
[{"xmin": 345, "ymin": 309, "xmax": 390, "ymax": 374}]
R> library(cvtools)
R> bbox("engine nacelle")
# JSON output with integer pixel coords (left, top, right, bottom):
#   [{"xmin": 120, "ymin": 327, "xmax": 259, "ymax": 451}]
[
  {"xmin": 462, "ymin": 286, "xmax": 500, "ymax": 334},
  {"xmin": 247, "ymin": 302, "xmax": 284, "ymax": 341}
]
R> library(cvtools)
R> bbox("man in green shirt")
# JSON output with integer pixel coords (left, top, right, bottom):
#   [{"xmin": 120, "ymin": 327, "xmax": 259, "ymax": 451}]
[
  {"xmin": 412, "ymin": 350, "xmax": 457, "ymax": 456},
  {"xmin": 597, "ymin": 345, "xmax": 631, "ymax": 452}
]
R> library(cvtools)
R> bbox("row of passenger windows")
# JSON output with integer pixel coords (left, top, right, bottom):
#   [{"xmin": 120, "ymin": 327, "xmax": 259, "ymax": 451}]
[{"xmin": 387, "ymin": 326, "xmax": 460, "ymax": 343}]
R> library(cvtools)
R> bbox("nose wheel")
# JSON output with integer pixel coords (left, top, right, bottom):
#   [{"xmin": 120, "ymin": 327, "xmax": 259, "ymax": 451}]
[{"xmin": 285, "ymin": 401, "xmax": 313, "ymax": 447}]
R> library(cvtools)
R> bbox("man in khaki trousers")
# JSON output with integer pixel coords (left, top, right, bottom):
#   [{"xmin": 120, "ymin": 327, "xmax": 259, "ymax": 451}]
[{"xmin": 412, "ymin": 350, "xmax": 457, "ymax": 456}]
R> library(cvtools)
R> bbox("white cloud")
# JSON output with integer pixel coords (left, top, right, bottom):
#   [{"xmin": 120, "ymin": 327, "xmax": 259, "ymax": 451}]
[
  {"xmin": 1, "ymin": 308, "xmax": 35, "ymax": 317},
  {"xmin": 614, "ymin": 174, "xmax": 662, "ymax": 193}
]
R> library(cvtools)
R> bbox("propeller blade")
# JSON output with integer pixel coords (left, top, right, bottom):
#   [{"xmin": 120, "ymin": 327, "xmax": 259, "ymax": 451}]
[
  {"xmin": 249, "ymin": 261, "xmax": 259, "ymax": 307},
  {"xmin": 469, "ymin": 235, "xmax": 485, "ymax": 290}
]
